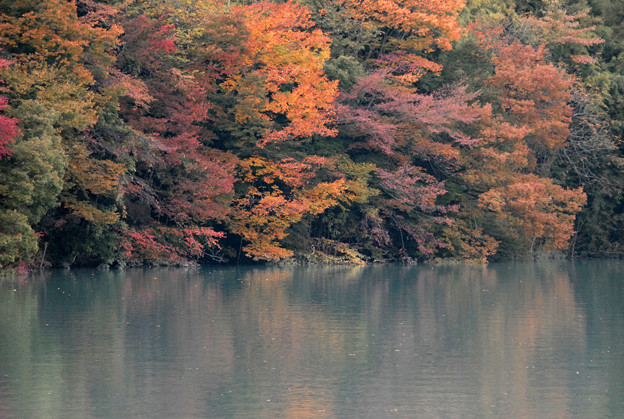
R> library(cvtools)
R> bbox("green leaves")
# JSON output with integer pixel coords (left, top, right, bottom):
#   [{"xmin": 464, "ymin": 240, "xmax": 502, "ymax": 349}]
[
  {"xmin": 0, "ymin": 210, "xmax": 37, "ymax": 268},
  {"xmin": 0, "ymin": 101, "xmax": 66, "ymax": 225}
]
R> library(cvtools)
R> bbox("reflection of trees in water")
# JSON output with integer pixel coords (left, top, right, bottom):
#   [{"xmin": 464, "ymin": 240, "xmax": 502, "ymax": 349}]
[
  {"xmin": 466, "ymin": 264, "xmax": 586, "ymax": 418},
  {"xmin": 568, "ymin": 261, "xmax": 624, "ymax": 415},
  {"xmin": 1, "ymin": 263, "xmax": 623, "ymax": 417},
  {"xmin": 317, "ymin": 263, "xmax": 588, "ymax": 417},
  {"xmin": 0, "ymin": 275, "xmax": 50, "ymax": 418},
  {"xmin": 408, "ymin": 264, "xmax": 587, "ymax": 417},
  {"xmin": 224, "ymin": 266, "xmax": 363, "ymax": 417}
]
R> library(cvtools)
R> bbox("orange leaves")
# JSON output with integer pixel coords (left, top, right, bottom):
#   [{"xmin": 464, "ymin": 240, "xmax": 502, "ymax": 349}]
[
  {"xmin": 240, "ymin": 1, "xmax": 329, "ymax": 65},
  {"xmin": 232, "ymin": 180, "xmax": 347, "ymax": 261},
  {"xmin": 0, "ymin": 0, "xmax": 122, "ymax": 134},
  {"xmin": 232, "ymin": 156, "xmax": 347, "ymax": 260},
  {"xmin": 64, "ymin": 200, "xmax": 119, "ymax": 225},
  {"xmin": 327, "ymin": 0, "xmax": 464, "ymax": 85},
  {"xmin": 223, "ymin": 1, "xmax": 339, "ymax": 145},
  {"xmin": 489, "ymin": 41, "xmax": 573, "ymax": 152},
  {"xmin": 338, "ymin": 0, "xmax": 465, "ymax": 51},
  {"xmin": 528, "ymin": 4, "xmax": 604, "ymax": 68},
  {"xmin": 300, "ymin": 179, "xmax": 347, "ymax": 215},
  {"xmin": 239, "ymin": 156, "xmax": 321, "ymax": 188},
  {"xmin": 526, "ymin": 3, "xmax": 604, "ymax": 60},
  {"xmin": 442, "ymin": 221, "xmax": 499, "ymax": 263},
  {"xmin": 465, "ymin": 36, "xmax": 575, "ymax": 189},
  {"xmin": 0, "ymin": 0, "xmax": 120, "ymax": 76},
  {"xmin": 0, "ymin": 0, "xmax": 599, "ymax": 266},
  {"xmin": 454, "ymin": 23, "xmax": 590, "ymax": 258},
  {"xmin": 107, "ymin": 69, "xmax": 154, "ymax": 109},
  {"xmin": 231, "ymin": 189, "xmax": 305, "ymax": 260},
  {"xmin": 479, "ymin": 176, "xmax": 586, "ymax": 250}
]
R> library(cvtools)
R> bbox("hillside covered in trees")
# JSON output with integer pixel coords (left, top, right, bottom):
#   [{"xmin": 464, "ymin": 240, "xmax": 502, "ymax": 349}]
[{"xmin": 0, "ymin": 0, "xmax": 623, "ymax": 268}]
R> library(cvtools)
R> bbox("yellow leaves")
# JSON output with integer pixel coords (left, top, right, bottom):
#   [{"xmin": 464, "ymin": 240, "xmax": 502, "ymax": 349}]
[
  {"xmin": 226, "ymin": 74, "xmax": 271, "ymax": 125},
  {"xmin": 442, "ymin": 221, "xmax": 499, "ymax": 263},
  {"xmin": 65, "ymin": 144, "xmax": 126, "ymax": 198},
  {"xmin": 60, "ymin": 143, "xmax": 125, "ymax": 226},
  {"xmin": 341, "ymin": 179, "xmax": 379, "ymax": 204},
  {"xmin": 232, "ymin": 156, "xmax": 353, "ymax": 261},
  {"xmin": 242, "ymin": 241, "xmax": 295, "ymax": 261},
  {"xmin": 1, "ymin": 61, "xmax": 98, "ymax": 130},
  {"xmin": 333, "ymin": 157, "xmax": 379, "ymax": 204},
  {"xmin": 64, "ymin": 199, "xmax": 119, "ymax": 225},
  {"xmin": 310, "ymin": 237, "xmax": 368, "ymax": 264},
  {"xmin": 231, "ymin": 190, "xmax": 304, "ymax": 260},
  {"xmin": 300, "ymin": 179, "xmax": 347, "ymax": 214},
  {"xmin": 239, "ymin": 156, "xmax": 316, "ymax": 187},
  {"xmin": 0, "ymin": 0, "xmax": 119, "ymax": 67},
  {"xmin": 0, "ymin": 0, "xmax": 121, "ymax": 133}
]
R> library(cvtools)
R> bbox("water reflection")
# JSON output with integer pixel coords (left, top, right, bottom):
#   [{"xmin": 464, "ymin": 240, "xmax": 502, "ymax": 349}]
[{"xmin": 0, "ymin": 261, "xmax": 623, "ymax": 418}]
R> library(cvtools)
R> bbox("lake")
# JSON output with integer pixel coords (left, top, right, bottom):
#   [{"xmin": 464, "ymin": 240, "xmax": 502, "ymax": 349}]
[{"xmin": 1, "ymin": 261, "xmax": 623, "ymax": 418}]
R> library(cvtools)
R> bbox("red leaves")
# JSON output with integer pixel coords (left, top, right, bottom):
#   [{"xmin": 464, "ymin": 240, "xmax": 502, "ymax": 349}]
[
  {"xmin": 160, "ymin": 155, "xmax": 235, "ymax": 223},
  {"xmin": 0, "ymin": 0, "xmax": 598, "ymax": 266},
  {"xmin": 119, "ymin": 14, "xmax": 236, "ymax": 227},
  {"xmin": 339, "ymin": 73, "xmax": 485, "ymax": 157},
  {"xmin": 149, "ymin": 23, "xmax": 176, "ymax": 53},
  {"xmin": 0, "ymin": 95, "xmax": 18, "ymax": 158},
  {"xmin": 377, "ymin": 165, "xmax": 449, "ymax": 212},
  {"xmin": 122, "ymin": 226, "xmax": 225, "ymax": 264}
]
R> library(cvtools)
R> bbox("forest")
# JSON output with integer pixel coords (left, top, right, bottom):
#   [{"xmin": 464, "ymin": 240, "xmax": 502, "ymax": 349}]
[{"xmin": 0, "ymin": 0, "xmax": 623, "ymax": 268}]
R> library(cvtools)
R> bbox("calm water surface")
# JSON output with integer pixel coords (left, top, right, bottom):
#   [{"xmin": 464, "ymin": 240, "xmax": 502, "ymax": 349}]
[{"xmin": 0, "ymin": 261, "xmax": 623, "ymax": 418}]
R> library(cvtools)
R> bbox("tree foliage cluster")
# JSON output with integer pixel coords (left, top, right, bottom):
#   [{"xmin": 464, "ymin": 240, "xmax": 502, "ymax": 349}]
[{"xmin": 0, "ymin": 0, "xmax": 622, "ymax": 268}]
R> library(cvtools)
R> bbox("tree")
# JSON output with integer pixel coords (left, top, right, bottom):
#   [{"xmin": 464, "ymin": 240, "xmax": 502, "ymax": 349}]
[
  {"xmin": 457, "ymin": 25, "xmax": 587, "ymax": 258},
  {"xmin": 0, "ymin": 0, "xmax": 130, "ymax": 267},
  {"xmin": 0, "ymin": 59, "xmax": 17, "ymax": 159},
  {"xmin": 115, "ymin": 10, "xmax": 236, "ymax": 265},
  {"xmin": 218, "ymin": 1, "xmax": 339, "ymax": 147},
  {"xmin": 478, "ymin": 175, "xmax": 586, "ymax": 252},
  {"xmin": 0, "ymin": 102, "xmax": 66, "ymax": 268},
  {"xmin": 231, "ymin": 156, "xmax": 347, "ymax": 260}
]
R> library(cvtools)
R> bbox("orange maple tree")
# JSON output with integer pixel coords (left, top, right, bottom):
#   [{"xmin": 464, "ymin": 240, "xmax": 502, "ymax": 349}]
[
  {"xmin": 336, "ymin": 0, "xmax": 465, "ymax": 83},
  {"xmin": 479, "ymin": 176, "xmax": 586, "ymax": 251},
  {"xmin": 458, "ymin": 27, "xmax": 587, "ymax": 257},
  {"xmin": 231, "ymin": 156, "xmax": 347, "ymax": 261},
  {"xmin": 222, "ymin": 1, "xmax": 339, "ymax": 146}
]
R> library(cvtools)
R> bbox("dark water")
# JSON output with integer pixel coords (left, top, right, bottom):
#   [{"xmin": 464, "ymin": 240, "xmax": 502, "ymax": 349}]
[{"xmin": 0, "ymin": 261, "xmax": 623, "ymax": 418}]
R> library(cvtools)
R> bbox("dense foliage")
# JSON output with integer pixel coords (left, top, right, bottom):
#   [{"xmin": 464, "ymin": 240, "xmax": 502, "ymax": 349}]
[{"xmin": 0, "ymin": 0, "xmax": 622, "ymax": 268}]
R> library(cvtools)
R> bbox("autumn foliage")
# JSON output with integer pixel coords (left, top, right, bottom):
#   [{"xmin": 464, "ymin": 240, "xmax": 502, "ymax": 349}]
[
  {"xmin": 0, "ymin": 59, "xmax": 18, "ymax": 158},
  {"xmin": 1, "ymin": 0, "xmax": 616, "ymax": 268},
  {"xmin": 222, "ymin": 1, "xmax": 339, "ymax": 145}
]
